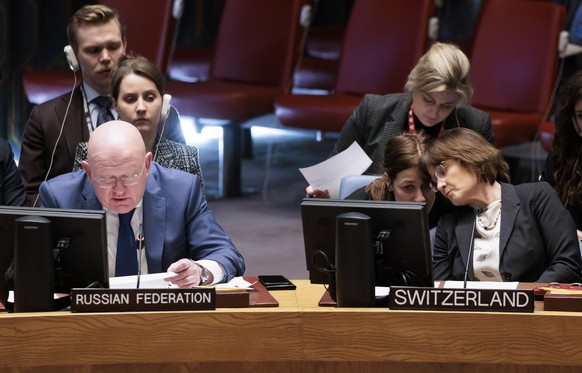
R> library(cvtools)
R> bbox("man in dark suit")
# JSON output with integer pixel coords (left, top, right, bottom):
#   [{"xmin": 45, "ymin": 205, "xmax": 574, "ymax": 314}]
[
  {"xmin": 0, "ymin": 139, "xmax": 27, "ymax": 207},
  {"xmin": 40, "ymin": 120, "xmax": 244, "ymax": 287},
  {"xmin": 18, "ymin": 4, "xmax": 184, "ymax": 207}
]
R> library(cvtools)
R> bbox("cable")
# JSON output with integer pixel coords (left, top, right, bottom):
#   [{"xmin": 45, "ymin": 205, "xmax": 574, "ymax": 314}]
[{"xmin": 32, "ymin": 73, "xmax": 77, "ymax": 208}]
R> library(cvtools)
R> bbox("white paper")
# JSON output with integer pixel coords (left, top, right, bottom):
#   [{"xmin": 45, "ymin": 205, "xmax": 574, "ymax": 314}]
[
  {"xmin": 109, "ymin": 274, "xmax": 254, "ymax": 290},
  {"xmin": 109, "ymin": 272, "xmax": 178, "ymax": 289},
  {"xmin": 300, "ymin": 142, "xmax": 372, "ymax": 198},
  {"xmin": 443, "ymin": 281, "xmax": 519, "ymax": 290}
]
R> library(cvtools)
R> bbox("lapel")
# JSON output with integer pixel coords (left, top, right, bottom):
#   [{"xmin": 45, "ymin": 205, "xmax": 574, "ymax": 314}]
[
  {"xmin": 55, "ymin": 86, "xmax": 90, "ymax": 162},
  {"xmin": 455, "ymin": 207, "xmax": 477, "ymax": 279},
  {"xmin": 498, "ymin": 182, "xmax": 519, "ymax": 258},
  {"xmin": 79, "ymin": 177, "xmax": 102, "ymax": 210},
  {"xmin": 142, "ymin": 165, "xmax": 166, "ymax": 273},
  {"xmin": 384, "ymin": 94, "xmax": 411, "ymax": 136}
]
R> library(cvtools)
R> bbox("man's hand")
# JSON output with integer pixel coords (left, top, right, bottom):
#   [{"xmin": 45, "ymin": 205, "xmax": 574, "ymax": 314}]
[{"xmin": 165, "ymin": 259, "xmax": 207, "ymax": 288}]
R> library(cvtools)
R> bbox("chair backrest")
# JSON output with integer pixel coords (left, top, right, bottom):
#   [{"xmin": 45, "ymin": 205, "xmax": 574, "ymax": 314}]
[
  {"xmin": 211, "ymin": 0, "xmax": 309, "ymax": 88},
  {"xmin": 470, "ymin": 0, "xmax": 565, "ymax": 113},
  {"xmin": 339, "ymin": 175, "xmax": 381, "ymax": 199},
  {"xmin": 335, "ymin": 0, "xmax": 434, "ymax": 95},
  {"xmin": 99, "ymin": 0, "xmax": 181, "ymax": 75}
]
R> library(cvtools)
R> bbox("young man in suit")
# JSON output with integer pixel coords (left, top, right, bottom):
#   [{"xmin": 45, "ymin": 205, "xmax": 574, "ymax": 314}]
[
  {"xmin": 19, "ymin": 4, "xmax": 185, "ymax": 207},
  {"xmin": 39, "ymin": 120, "xmax": 245, "ymax": 287}
]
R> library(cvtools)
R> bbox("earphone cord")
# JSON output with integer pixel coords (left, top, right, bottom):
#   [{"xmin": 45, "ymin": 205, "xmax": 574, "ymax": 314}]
[{"xmin": 32, "ymin": 73, "xmax": 78, "ymax": 208}]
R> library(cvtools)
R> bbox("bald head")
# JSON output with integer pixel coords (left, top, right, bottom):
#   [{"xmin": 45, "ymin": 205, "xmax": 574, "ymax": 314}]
[
  {"xmin": 87, "ymin": 120, "xmax": 146, "ymax": 163},
  {"xmin": 82, "ymin": 120, "xmax": 152, "ymax": 214}
]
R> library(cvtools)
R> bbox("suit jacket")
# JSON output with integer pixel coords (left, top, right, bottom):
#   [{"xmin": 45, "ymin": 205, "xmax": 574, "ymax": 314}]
[
  {"xmin": 331, "ymin": 93, "xmax": 494, "ymax": 175},
  {"xmin": 0, "ymin": 139, "xmax": 27, "ymax": 206},
  {"xmin": 39, "ymin": 162, "xmax": 245, "ymax": 281},
  {"xmin": 433, "ymin": 182, "xmax": 582, "ymax": 283},
  {"xmin": 19, "ymin": 85, "xmax": 186, "ymax": 206}
]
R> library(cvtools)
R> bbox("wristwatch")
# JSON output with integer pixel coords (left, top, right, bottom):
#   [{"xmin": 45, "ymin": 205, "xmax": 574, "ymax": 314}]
[{"xmin": 195, "ymin": 262, "xmax": 209, "ymax": 286}]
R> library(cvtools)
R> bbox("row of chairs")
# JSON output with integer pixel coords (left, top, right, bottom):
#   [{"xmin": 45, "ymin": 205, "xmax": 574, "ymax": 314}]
[{"xmin": 21, "ymin": 0, "xmax": 567, "ymax": 197}]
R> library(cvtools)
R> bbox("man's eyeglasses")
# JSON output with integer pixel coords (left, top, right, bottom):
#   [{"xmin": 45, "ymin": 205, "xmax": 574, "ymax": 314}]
[
  {"xmin": 91, "ymin": 160, "xmax": 146, "ymax": 189},
  {"xmin": 429, "ymin": 161, "xmax": 447, "ymax": 192}
]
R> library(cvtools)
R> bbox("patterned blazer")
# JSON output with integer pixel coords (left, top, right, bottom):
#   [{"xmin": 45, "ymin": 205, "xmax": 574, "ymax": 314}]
[
  {"xmin": 73, "ymin": 137, "xmax": 205, "ymax": 197},
  {"xmin": 331, "ymin": 93, "xmax": 494, "ymax": 175}
]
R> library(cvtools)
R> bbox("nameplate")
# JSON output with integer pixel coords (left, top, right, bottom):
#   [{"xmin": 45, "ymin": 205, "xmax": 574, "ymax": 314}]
[
  {"xmin": 388, "ymin": 286, "xmax": 534, "ymax": 313},
  {"xmin": 70, "ymin": 288, "xmax": 216, "ymax": 312}
]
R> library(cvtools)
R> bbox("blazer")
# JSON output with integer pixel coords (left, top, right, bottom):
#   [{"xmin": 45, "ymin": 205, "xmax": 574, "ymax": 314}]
[
  {"xmin": 0, "ymin": 139, "xmax": 27, "ymax": 207},
  {"xmin": 72, "ymin": 137, "xmax": 205, "ymax": 196},
  {"xmin": 18, "ymin": 85, "xmax": 186, "ymax": 206},
  {"xmin": 39, "ymin": 162, "xmax": 245, "ymax": 281},
  {"xmin": 433, "ymin": 182, "xmax": 582, "ymax": 283},
  {"xmin": 331, "ymin": 93, "xmax": 494, "ymax": 175}
]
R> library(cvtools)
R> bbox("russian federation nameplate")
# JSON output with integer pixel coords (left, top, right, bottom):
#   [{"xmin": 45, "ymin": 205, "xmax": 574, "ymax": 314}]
[{"xmin": 70, "ymin": 288, "xmax": 216, "ymax": 312}]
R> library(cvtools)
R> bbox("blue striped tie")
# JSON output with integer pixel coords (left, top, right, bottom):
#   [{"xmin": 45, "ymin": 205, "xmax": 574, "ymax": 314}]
[{"xmin": 93, "ymin": 96, "xmax": 114, "ymax": 126}]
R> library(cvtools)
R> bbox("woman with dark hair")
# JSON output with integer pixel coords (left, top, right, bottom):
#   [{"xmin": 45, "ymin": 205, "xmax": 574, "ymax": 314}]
[
  {"xmin": 423, "ymin": 128, "xmax": 581, "ymax": 283},
  {"xmin": 542, "ymin": 70, "xmax": 582, "ymax": 241},
  {"xmin": 73, "ymin": 55, "xmax": 204, "ymax": 192},
  {"xmin": 347, "ymin": 132, "xmax": 435, "ymax": 211}
]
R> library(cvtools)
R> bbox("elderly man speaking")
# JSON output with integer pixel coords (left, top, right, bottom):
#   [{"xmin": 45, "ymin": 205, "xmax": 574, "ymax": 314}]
[{"xmin": 40, "ymin": 120, "xmax": 244, "ymax": 288}]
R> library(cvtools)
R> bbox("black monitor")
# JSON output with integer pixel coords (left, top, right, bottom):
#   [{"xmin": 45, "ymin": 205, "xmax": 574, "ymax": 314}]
[
  {"xmin": 301, "ymin": 198, "xmax": 433, "ymax": 287},
  {"xmin": 0, "ymin": 206, "xmax": 109, "ymax": 305}
]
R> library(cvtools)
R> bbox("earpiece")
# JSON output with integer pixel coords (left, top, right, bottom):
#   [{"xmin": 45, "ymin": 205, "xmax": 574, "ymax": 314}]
[
  {"xmin": 64, "ymin": 45, "xmax": 79, "ymax": 72},
  {"xmin": 154, "ymin": 94, "xmax": 172, "ymax": 161},
  {"xmin": 161, "ymin": 94, "xmax": 171, "ymax": 122}
]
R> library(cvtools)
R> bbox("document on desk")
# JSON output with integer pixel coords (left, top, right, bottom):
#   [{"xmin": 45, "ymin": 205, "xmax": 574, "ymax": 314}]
[
  {"xmin": 300, "ymin": 141, "xmax": 372, "ymax": 198},
  {"xmin": 443, "ymin": 281, "xmax": 519, "ymax": 290},
  {"xmin": 109, "ymin": 274, "xmax": 254, "ymax": 290}
]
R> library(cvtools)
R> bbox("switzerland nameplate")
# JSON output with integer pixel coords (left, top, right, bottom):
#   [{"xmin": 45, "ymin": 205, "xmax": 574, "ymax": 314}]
[
  {"xmin": 388, "ymin": 286, "xmax": 534, "ymax": 313},
  {"xmin": 70, "ymin": 288, "xmax": 216, "ymax": 312}
]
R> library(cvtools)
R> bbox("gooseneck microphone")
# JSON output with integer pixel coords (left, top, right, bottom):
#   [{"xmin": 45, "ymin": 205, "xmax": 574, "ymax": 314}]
[
  {"xmin": 136, "ymin": 224, "xmax": 144, "ymax": 289},
  {"xmin": 463, "ymin": 206, "xmax": 483, "ymax": 289}
]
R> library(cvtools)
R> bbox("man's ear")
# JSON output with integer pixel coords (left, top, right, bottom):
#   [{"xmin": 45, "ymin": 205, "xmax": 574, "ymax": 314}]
[
  {"xmin": 145, "ymin": 152, "xmax": 153, "ymax": 174},
  {"xmin": 81, "ymin": 160, "xmax": 91, "ymax": 178}
]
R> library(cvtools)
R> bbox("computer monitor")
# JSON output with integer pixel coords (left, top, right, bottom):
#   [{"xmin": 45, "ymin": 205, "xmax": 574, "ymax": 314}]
[
  {"xmin": 0, "ymin": 206, "xmax": 109, "ymax": 303},
  {"xmin": 301, "ymin": 198, "xmax": 433, "ymax": 287}
]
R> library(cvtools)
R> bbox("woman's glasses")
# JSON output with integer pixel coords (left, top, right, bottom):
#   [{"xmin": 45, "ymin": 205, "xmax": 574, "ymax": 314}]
[{"xmin": 429, "ymin": 161, "xmax": 447, "ymax": 192}]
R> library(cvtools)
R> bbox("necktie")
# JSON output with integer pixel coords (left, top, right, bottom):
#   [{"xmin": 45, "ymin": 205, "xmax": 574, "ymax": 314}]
[
  {"xmin": 115, "ymin": 209, "xmax": 138, "ymax": 276},
  {"xmin": 93, "ymin": 96, "xmax": 114, "ymax": 126}
]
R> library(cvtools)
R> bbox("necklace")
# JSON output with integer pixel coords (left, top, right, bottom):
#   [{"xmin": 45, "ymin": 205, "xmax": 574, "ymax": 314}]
[{"xmin": 476, "ymin": 201, "xmax": 502, "ymax": 231}]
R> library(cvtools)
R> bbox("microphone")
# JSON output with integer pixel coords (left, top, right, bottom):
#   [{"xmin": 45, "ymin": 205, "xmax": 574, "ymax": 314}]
[
  {"xmin": 136, "ymin": 224, "xmax": 145, "ymax": 289},
  {"xmin": 463, "ymin": 206, "xmax": 483, "ymax": 289}
]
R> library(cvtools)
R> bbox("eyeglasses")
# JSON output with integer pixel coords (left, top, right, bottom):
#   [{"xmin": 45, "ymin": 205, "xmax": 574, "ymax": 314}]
[
  {"xmin": 429, "ymin": 161, "xmax": 447, "ymax": 192},
  {"xmin": 91, "ymin": 160, "xmax": 146, "ymax": 189}
]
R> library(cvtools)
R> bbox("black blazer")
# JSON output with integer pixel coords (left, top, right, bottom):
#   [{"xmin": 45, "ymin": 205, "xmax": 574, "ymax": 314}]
[
  {"xmin": 0, "ymin": 139, "xmax": 26, "ymax": 207},
  {"xmin": 433, "ymin": 182, "xmax": 582, "ymax": 283},
  {"xmin": 331, "ymin": 93, "xmax": 494, "ymax": 175}
]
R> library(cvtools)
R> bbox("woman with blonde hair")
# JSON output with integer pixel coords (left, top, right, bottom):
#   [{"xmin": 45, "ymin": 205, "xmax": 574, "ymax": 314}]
[{"xmin": 307, "ymin": 42, "xmax": 493, "ymax": 198}]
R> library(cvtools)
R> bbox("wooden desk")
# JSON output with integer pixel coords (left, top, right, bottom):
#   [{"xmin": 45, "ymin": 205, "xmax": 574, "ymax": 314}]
[{"xmin": 1, "ymin": 280, "xmax": 582, "ymax": 372}]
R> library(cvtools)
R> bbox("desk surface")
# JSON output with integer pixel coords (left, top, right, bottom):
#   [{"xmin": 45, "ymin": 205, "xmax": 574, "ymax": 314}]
[{"xmin": 1, "ymin": 280, "xmax": 581, "ymax": 372}]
